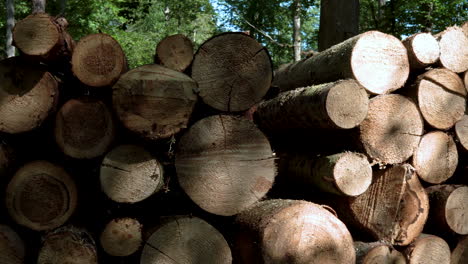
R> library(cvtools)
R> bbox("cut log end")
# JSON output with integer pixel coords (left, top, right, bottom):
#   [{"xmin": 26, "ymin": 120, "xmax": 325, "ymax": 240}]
[
  {"xmin": 451, "ymin": 236, "xmax": 468, "ymax": 264},
  {"xmin": 354, "ymin": 242, "xmax": 406, "ymax": 264},
  {"xmin": 100, "ymin": 218, "xmax": 142, "ymax": 257},
  {"xmin": 0, "ymin": 225, "xmax": 25, "ymax": 264},
  {"xmin": 455, "ymin": 115, "xmax": 468, "ymax": 151},
  {"xmin": 13, "ymin": 13, "xmax": 59, "ymax": 56},
  {"xmin": 404, "ymin": 235, "xmax": 451, "ymax": 264},
  {"xmin": 100, "ymin": 145, "xmax": 164, "ymax": 203},
  {"xmin": 403, "ymin": 33, "xmax": 440, "ymax": 69},
  {"xmin": 437, "ymin": 26, "xmax": 468, "ymax": 73},
  {"xmin": 333, "ymin": 152, "xmax": 372, "ymax": 196},
  {"xmin": 155, "ymin": 34, "xmax": 194, "ymax": 72},
  {"xmin": 445, "ymin": 186, "xmax": 468, "ymax": 235}
]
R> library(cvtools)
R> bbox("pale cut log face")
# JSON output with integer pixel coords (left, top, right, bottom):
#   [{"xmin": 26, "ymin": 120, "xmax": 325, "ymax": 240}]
[
  {"xmin": 13, "ymin": 14, "xmax": 59, "ymax": 56},
  {"xmin": 438, "ymin": 26, "xmax": 468, "ymax": 73},
  {"xmin": 100, "ymin": 218, "xmax": 142, "ymax": 256},
  {"xmin": 333, "ymin": 152, "xmax": 372, "ymax": 196},
  {"xmin": 408, "ymin": 235, "xmax": 451, "ymax": 264},
  {"xmin": 445, "ymin": 186, "xmax": 468, "ymax": 235},
  {"xmin": 156, "ymin": 34, "xmax": 194, "ymax": 72},
  {"xmin": 455, "ymin": 115, "xmax": 468, "ymax": 151},
  {"xmin": 410, "ymin": 33, "xmax": 440, "ymax": 65},
  {"xmin": 362, "ymin": 246, "xmax": 406, "ymax": 264}
]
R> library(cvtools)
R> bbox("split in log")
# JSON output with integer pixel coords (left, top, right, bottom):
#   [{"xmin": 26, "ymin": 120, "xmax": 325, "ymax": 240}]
[
  {"xmin": 5, "ymin": 160, "xmax": 77, "ymax": 231},
  {"xmin": 412, "ymin": 131, "xmax": 458, "ymax": 184},
  {"xmin": 0, "ymin": 225, "xmax": 25, "ymax": 264},
  {"xmin": 359, "ymin": 94, "xmax": 423, "ymax": 164},
  {"xmin": 354, "ymin": 241, "xmax": 406, "ymax": 264},
  {"xmin": 55, "ymin": 98, "xmax": 115, "ymax": 159},
  {"xmin": 100, "ymin": 144, "xmax": 164, "ymax": 203},
  {"xmin": 278, "ymin": 152, "xmax": 372, "ymax": 196},
  {"xmin": 273, "ymin": 30, "xmax": 409, "ymax": 95},
  {"xmin": 254, "ymin": 79, "xmax": 369, "ymax": 131},
  {"xmin": 37, "ymin": 226, "xmax": 98, "ymax": 264},
  {"xmin": 436, "ymin": 26, "xmax": 468, "ymax": 73},
  {"xmin": 175, "ymin": 115, "xmax": 276, "ymax": 216},
  {"xmin": 402, "ymin": 33, "xmax": 440, "ymax": 70},
  {"xmin": 234, "ymin": 199, "xmax": 355, "ymax": 264},
  {"xmin": 140, "ymin": 216, "xmax": 232, "ymax": 264},
  {"xmin": 155, "ymin": 34, "xmax": 194, "ymax": 72},
  {"xmin": 455, "ymin": 115, "xmax": 468, "ymax": 151},
  {"xmin": 71, "ymin": 33, "xmax": 127, "ymax": 87},
  {"xmin": 425, "ymin": 185, "xmax": 468, "ymax": 235},
  {"xmin": 451, "ymin": 236, "xmax": 468, "ymax": 264},
  {"xmin": 408, "ymin": 68, "xmax": 466, "ymax": 130},
  {"xmin": 113, "ymin": 64, "xmax": 198, "ymax": 141},
  {"xmin": 0, "ymin": 57, "xmax": 59, "ymax": 134},
  {"xmin": 100, "ymin": 218, "xmax": 142, "ymax": 257},
  {"xmin": 403, "ymin": 234, "xmax": 451, "ymax": 264},
  {"xmin": 191, "ymin": 32, "xmax": 272, "ymax": 112}
]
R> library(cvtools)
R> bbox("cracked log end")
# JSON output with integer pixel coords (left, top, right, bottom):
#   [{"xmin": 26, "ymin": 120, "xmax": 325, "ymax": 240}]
[{"xmin": 100, "ymin": 218, "xmax": 142, "ymax": 257}]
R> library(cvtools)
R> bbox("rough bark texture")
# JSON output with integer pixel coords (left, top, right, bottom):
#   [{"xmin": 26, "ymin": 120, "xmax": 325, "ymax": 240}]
[
  {"xmin": 37, "ymin": 226, "xmax": 98, "ymax": 264},
  {"xmin": 425, "ymin": 185, "xmax": 468, "ymax": 235},
  {"xmin": 318, "ymin": 0, "xmax": 359, "ymax": 51},
  {"xmin": 451, "ymin": 236, "xmax": 468, "ymax": 264},
  {"xmin": 436, "ymin": 26, "xmax": 468, "ymax": 73},
  {"xmin": 100, "ymin": 144, "xmax": 164, "ymax": 203},
  {"xmin": 254, "ymin": 79, "xmax": 369, "ymax": 131},
  {"xmin": 155, "ymin": 34, "xmax": 194, "ymax": 72},
  {"xmin": 100, "ymin": 218, "xmax": 142, "ymax": 257},
  {"xmin": 354, "ymin": 241, "xmax": 406, "ymax": 264},
  {"xmin": 5, "ymin": 161, "xmax": 77, "ymax": 231},
  {"xmin": 175, "ymin": 115, "xmax": 276, "ymax": 216},
  {"xmin": 412, "ymin": 131, "xmax": 457, "ymax": 184},
  {"xmin": 141, "ymin": 216, "xmax": 232, "ymax": 264},
  {"xmin": 71, "ymin": 33, "xmax": 126, "ymax": 87},
  {"xmin": 191, "ymin": 32, "xmax": 273, "ymax": 112},
  {"xmin": 292, "ymin": 0, "xmax": 301, "ymax": 61},
  {"xmin": 273, "ymin": 31, "xmax": 409, "ymax": 95},
  {"xmin": 234, "ymin": 199, "xmax": 355, "ymax": 264},
  {"xmin": 0, "ymin": 225, "xmax": 25, "ymax": 264},
  {"xmin": 404, "ymin": 234, "xmax": 451, "ymax": 264},
  {"xmin": 113, "ymin": 64, "xmax": 197, "ymax": 141},
  {"xmin": 402, "ymin": 33, "xmax": 440, "ymax": 69},
  {"xmin": 55, "ymin": 98, "xmax": 115, "ymax": 159},
  {"xmin": 455, "ymin": 115, "xmax": 468, "ymax": 151},
  {"xmin": 278, "ymin": 152, "xmax": 372, "ymax": 196},
  {"xmin": 0, "ymin": 57, "xmax": 59, "ymax": 134},
  {"xmin": 359, "ymin": 94, "xmax": 424, "ymax": 164}
]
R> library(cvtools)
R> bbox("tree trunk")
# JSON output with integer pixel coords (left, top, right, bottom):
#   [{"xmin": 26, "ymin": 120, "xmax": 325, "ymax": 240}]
[
  {"xmin": 38, "ymin": 226, "xmax": 98, "ymax": 264},
  {"xmin": 359, "ymin": 94, "xmax": 424, "ymax": 165},
  {"xmin": 100, "ymin": 218, "xmax": 142, "ymax": 257},
  {"xmin": 141, "ymin": 216, "xmax": 232, "ymax": 264},
  {"xmin": 455, "ymin": 115, "xmax": 468, "ymax": 151},
  {"xmin": 0, "ymin": 225, "xmax": 24, "ymax": 264},
  {"xmin": 175, "ymin": 115, "xmax": 276, "ymax": 216},
  {"xmin": 354, "ymin": 241, "xmax": 406, "ymax": 264},
  {"xmin": 402, "ymin": 33, "xmax": 440, "ymax": 69},
  {"xmin": 155, "ymin": 34, "xmax": 194, "ymax": 72},
  {"xmin": 234, "ymin": 199, "xmax": 355, "ymax": 264},
  {"xmin": 5, "ymin": 161, "xmax": 78, "ymax": 231},
  {"xmin": 191, "ymin": 32, "xmax": 273, "ymax": 112},
  {"xmin": 278, "ymin": 151, "xmax": 372, "ymax": 196},
  {"xmin": 0, "ymin": 141, "xmax": 14, "ymax": 178},
  {"xmin": 100, "ymin": 145, "xmax": 164, "ymax": 204},
  {"xmin": 71, "ymin": 33, "xmax": 126, "ymax": 87},
  {"xmin": 60, "ymin": 0, "xmax": 67, "ymax": 14},
  {"xmin": 0, "ymin": 57, "xmax": 59, "ymax": 134},
  {"xmin": 425, "ymin": 185, "xmax": 468, "ymax": 235},
  {"xmin": 451, "ymin": 236, "xmax": 468, "ymax": 264},
  {"xmin": 292, "ymin": 0, "xmax": 301, "ymax": 61},
  {"xmin": 274, "ymin": 31, "xmax": 409, "ymax": 95},
  {"xmin": 436, "ymin": 25, "xmax": 468, "ymax": 73},
  {"xmin": 403, "ymin": 234, "xmax": 451, "ymax": 264},
  {"xmin": 112, "ymin": 64, "xmax": 198, "ymax": 141},
  {"xmin": 254, "ymin": 79, "xmax": 369, "ymax": 131},
  {"xmin": 32, "ymin": 0, "xmax": 46, "ymax": 13},
  {"xmin": 318, "ymin": 0, "xmax": 359, "ymax": 51},
  {"xmin": 6, "ymin": 0, "xmax": 15, "ymax": 58},
  {"xmin": 55, "ymin": 98, "xmax": 115, "ymax": 159}
]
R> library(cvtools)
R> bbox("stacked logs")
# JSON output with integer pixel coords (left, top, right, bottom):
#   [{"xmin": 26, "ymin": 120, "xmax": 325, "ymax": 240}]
[{"xmin": 0, "ymin": 10, "xmax": 467, "ymax": 264}]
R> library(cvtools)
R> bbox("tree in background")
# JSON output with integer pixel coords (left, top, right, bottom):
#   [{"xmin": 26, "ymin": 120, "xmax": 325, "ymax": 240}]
[{"xmin": 5, "ymin": 0, "xmax": 14, "ymax": 57}]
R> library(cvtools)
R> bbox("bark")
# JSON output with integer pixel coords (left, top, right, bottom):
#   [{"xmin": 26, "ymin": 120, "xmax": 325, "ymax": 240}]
[
  {"xmin": 6, "ymin": 0, "xmax": 15, "ymax": 58},
  {"xmin": 464, "ymin": 70, "xmax": 468, "ymax": 91},
  {"xmin": 191, "ymin": 32, "xmax": 273, "ymax": 111},
  {"xmin": 318, "ymin": 0, "xmax": 359, "ymax": 51},
  {"xmin": 234, "ymin": 199, "xmax": 355, "ymax": 264},
  {"xmin": 175, "ymin": 115, "xmax": 276, "ymax": 216},
  {"xmin": 0, "ymin": 57, "xmax": 59, "ymax": 134},
  {"xmin": 292, "ymin": 0, "xmax": 301, "ymax": 61},
  {"xmin": 403, "ymin": 234, "xmax": 451, "ymax": 264},
  {"xmin": 436, "ymin": 25, "xmax": 468, "ymax": 73},
  {"xmin": 402, "ymin": 33, "xmax": 440, "ymax": 69},
  {"xmin": 141, "ymin": 216, "xmax": 232, "ymax": 264},
  {"xmin": 5, "ymin": 161, "xmax": 78, "ymax": 231},
  {"xmin": 354, "ymin": 241, "xmax": 406, "ymax": 264},
  {"xmin": 155, "ymin": 34, "xmax": 193, "ymax": 72},
  {"xmin": 0, "ymin": 225, "xmax": 24, "ymax": 264},
  {"xmin": 71, "ymin": 33, "xmax": 126, "ymax": 87},
  {"xmin": 112, "ymin": 64, "xmax": 198, "ymax": 141},
  {"xmin": 455, "ymin": 115, "xmax": 468, "ymax": 151},
  {"xmin": 274, "ymin": 31, "xmax": 409, "ymax": 95},
  {"xmin": 100, "ymin": 145, "xmax": 164, "ymax": 203},
  {"xmin": 451, "ymin": 236, "xmax": 468, "ymax": 264},
  {"xmin": 100, "ymin": 218, "xmax": 142, "ymax": 257},
  {"xmin": 32, "ymin": 0, "xmax": 46, "ymax": 13},
  {"xmin": 254, "ymin": 79, "xmax": 369, "ymax": 131}
]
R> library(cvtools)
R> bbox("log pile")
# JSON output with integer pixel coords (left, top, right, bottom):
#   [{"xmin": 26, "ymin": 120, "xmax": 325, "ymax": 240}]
[{"xmin": 0, "ymin": 11, "xmax": 467, "ymax": 264}]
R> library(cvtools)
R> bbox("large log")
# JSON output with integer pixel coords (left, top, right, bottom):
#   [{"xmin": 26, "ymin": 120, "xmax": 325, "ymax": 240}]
[
  {"xmin": 175, "ymin": 115, "xmax": 276, "ymax": 216},
  {"xmin": 71, "ymin": 33, "xmax": 126, "ymax": 87},
  {"xmin": 0, "ymin": 225, "xmax": 25, "ymax": 264},
  {"xmin": 55, "ymin": 98, "xmax": 115, "ymax": 159},
  {"xmin": 5, "ymin": 161, "xmax": 77, "ymax": 231},
  {"xmin": 0, "ymin": 57, "xmax": 59, "ymax": 134},
  {"xmin": 100, "ymin": 144, "xmax": 164, "ymax": 203},
  {"xmin": 402, "ymin": 33, "xmax": 440, "ymax": 70},
  {"xmin": 234, "ymin": 199, "xmax": 355, "ymax": 264},
  {"xmin": 100, "ymin": 218, "xmax": 142, "ymax": 257},
  {"xmin": 273, "ymin": 31, "xmax": 409, "ymax": 95},
  {"xmin": 436, "ymin": 25, "xmax": 468, "ymax": 73},
  {"xmin": 140, "ymin": 216, "xmax": 232, "ymax": 264},
  {"xmin": 113, "ymin": 64, "xmax": 197, "ymax": 141},
  {"xmin": 403, "ymin": 234, "xmax": 451, "ymax": 264},
  {"xmin": 191, "ymin": 32, "xmax": 272, "ymax": 112},
  {"xmin": 354, "ymin": 241, "xmax": 406, "ymax": 264},
  {"xmin": 359, "ymin": 94, "xmax": 424, "ymax": 164},
  {"xmin": 155, "ymin": 34, "xmax": 194, "ymax": 72},
  {"xmin": 451, "ymin": 236, "xmax": 468, "ymax": 264},
  {"xmin": 254, "ymin": 79, "xmax": 369, "ymax": 130}
]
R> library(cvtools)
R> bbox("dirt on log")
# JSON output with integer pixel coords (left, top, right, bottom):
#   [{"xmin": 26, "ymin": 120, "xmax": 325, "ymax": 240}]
[{"xmin": 100, "ymin": 218, "xmax": 142, "ymax": 257}]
